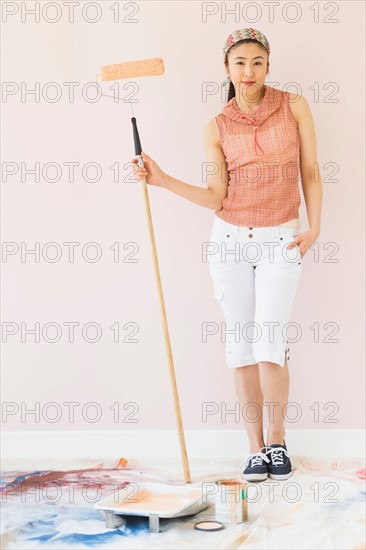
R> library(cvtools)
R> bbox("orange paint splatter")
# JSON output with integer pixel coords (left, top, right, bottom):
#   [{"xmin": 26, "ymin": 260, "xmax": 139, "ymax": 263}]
[
  {"xmin": 115, "ymin": 488, "xmax": 202, "ymax": 512},
  {"xmin": 116, "ymin": 457, "xmax": 128, "ymax": 469}
]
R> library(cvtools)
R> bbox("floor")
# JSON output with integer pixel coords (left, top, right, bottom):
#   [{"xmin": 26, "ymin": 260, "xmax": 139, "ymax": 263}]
[{"xmin": 1, "ymin": 455, "xmax": 365, "ymax": 549}]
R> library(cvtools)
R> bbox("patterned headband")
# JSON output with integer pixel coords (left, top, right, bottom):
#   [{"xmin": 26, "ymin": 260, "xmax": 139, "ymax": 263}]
[{"xmin": 223, "ymin": 28, "xmax": 270, "ymax": 60}]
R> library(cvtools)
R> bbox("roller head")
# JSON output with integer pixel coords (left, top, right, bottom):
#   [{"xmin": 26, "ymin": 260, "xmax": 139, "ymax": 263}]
[{"xmin": 100, "ymin": 57, "xmax": 164, "ymax": 81}]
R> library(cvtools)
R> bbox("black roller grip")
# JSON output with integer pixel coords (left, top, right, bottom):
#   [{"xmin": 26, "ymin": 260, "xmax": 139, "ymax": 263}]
[{"xmin": 131, "ymin": 117, "xmax": 142, "ymax": 156}]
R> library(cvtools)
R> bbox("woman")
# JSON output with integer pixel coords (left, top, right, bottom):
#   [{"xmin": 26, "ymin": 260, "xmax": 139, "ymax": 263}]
[{"xmin": 131, "ymin": 28, "xmax": 322, "ymax": 482}]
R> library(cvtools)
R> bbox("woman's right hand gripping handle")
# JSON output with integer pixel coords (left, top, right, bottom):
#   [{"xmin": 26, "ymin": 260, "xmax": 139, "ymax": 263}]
[
  {"xmin": 131, "ymin": 151, "xmax": 167, "ymax": 187},
  {"xmin": 131, "ymin": 148, "xmax": 221, "ymax": 211}
]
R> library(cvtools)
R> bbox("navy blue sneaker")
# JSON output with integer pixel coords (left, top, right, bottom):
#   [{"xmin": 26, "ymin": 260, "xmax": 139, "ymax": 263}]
[
  {"xmin": 240, "ymin": 447, "xmax": 270, "ymax": 481},
  {"xmin": 266, "ymin": 440, "xmax": 293, "ymax": 480}
]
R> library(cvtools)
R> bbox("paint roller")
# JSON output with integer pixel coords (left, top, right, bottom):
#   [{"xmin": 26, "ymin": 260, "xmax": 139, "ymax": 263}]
[
  {"xmin": 99, "ymin": 58, "xmax": 191, "ymax": 484},
  {"xmin": 100, "ymin": 58, "xmax": 164, "ymax": 81}
]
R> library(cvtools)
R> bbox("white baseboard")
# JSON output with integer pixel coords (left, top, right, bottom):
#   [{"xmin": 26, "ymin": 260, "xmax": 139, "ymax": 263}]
[{"xmin": 1, "ymin": 429, "xmax": 364, "ymax": 469}]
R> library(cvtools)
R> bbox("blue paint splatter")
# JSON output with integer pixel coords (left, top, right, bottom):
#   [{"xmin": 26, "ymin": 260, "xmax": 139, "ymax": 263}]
[
  {"xmin": 322, "ymin": 489, "xmax": 366, "ymax": 511},
  {"xmin": 17, "ymin": 508, "xmax": 150, "ymax": 547}
]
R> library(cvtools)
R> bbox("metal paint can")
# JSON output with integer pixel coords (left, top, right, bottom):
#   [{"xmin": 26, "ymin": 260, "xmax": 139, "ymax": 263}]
[{"xmin": 215, "ymin": 479, "xmax": 248, "ymax": 524}]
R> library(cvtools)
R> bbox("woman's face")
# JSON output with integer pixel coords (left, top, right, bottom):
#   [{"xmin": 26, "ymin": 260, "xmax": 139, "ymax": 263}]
[{"xmin": 226, "ymin": 42, "xmax": 269, "ymax": 97}]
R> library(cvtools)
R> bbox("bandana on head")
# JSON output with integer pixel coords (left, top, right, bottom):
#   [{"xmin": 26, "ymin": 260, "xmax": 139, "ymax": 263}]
[
  {"xmin": 223, "ymin": 28, "xmax": 270, "ymax": 60},
  {"xmin": 222, "ymin": 27, "xmax": 271, "ymax": 86}
]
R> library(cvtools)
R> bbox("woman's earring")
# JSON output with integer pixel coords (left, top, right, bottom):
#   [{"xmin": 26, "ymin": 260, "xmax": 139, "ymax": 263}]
[{"xmin": 222, "ymin": 75, "xmax": 231, "ymax": 87}]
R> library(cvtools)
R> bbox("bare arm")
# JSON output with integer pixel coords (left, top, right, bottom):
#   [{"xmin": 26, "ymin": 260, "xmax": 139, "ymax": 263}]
[
  {"xmin": 292, "ymin": 93, "xmax": 323, "ymax": 236},
  {"xmin": 161, "ymin": 119, "xmax": 228, "ymax": 210}
]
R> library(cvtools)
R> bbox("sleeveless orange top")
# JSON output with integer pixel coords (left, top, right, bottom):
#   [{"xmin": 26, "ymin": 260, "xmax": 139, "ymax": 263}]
[{"xmin": 214, "ymin": 84, "xmax": 301, "ymax": 227}]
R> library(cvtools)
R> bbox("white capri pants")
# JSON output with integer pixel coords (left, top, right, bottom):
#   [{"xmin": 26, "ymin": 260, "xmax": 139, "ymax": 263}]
[{"xmin": 207, "ymin": 215, "xmax": 303, "ymax": 368}]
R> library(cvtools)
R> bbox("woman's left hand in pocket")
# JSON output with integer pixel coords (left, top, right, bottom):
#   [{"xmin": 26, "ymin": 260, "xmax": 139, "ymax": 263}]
[{"xmin": 287, "ymin": 229, "xmax": 319, "ymax": 259}]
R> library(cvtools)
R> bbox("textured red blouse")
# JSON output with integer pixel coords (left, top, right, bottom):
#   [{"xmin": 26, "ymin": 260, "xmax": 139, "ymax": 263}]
[{"xmin": 214, "ymin": 84, "xmax": 301, "ymax": 227}]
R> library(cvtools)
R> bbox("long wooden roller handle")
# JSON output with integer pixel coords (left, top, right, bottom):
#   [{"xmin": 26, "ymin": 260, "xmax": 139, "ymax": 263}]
[{"xmin": 139, "ymin": 173, "xmax": 191, "ymax": 484}]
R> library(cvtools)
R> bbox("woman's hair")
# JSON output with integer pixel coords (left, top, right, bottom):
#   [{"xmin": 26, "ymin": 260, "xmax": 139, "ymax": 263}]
[{"xmin": 224, "ymin": 39, "xmax": 269, "ymax": 102}]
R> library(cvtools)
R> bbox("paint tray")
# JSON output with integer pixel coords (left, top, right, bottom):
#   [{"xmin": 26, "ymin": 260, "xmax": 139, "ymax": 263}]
[{"xmin": 95, "ymin": 482, "xmax": 209, "ymax": 532}]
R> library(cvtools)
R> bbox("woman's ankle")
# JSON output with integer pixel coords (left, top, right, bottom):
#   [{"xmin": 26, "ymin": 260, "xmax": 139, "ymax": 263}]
[
  {"xmin": 267, "ymin": 432, "xmax": 285, "ymax": 447},
  {"xmin": 249, "ymin": 441, "xmax": 266, "ymax": 453}
]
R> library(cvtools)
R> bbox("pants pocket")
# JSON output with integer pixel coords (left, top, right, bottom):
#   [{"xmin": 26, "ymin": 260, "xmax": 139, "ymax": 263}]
[
  {"xmin": 273, "ymin": 230, "xmax": 302, "ymax": 267},
  {"xmin": 215, "ymin": 286, "xmax": 233, "ymax": 318}
]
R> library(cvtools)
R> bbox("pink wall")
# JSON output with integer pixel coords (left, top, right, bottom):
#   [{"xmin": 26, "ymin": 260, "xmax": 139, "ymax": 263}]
[{"xmin": 2, "ymin": 2, "xmax": 365, "ymax": 432}]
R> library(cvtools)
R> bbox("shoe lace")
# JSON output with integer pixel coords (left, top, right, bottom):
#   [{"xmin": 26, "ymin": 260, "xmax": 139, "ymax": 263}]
[
  {"xmin": 240, "ymin": 449, "xmax": 270, "ymax": 470},
  {"xmin": 266, "ymin": 446, "xmax": 289, "ymax": 466}
]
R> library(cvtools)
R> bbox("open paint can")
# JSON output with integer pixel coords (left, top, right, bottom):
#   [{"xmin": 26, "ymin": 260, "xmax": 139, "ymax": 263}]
[
  {"xmin": 194, "ymin": 520, "xmax": 225, "ymax": 531},
  {"xmin": 215, "ymin": 479, "xmax": 248, "ymax": 524}
]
